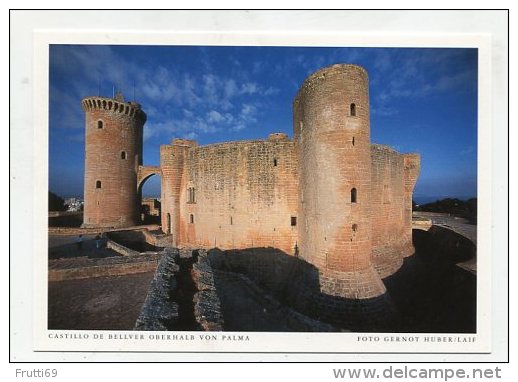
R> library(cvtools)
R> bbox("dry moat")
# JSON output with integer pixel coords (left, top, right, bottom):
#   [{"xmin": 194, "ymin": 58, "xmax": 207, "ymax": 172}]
[{"xmin": 48, "ymin": 220, "xmax": 476, "ymax": 333}]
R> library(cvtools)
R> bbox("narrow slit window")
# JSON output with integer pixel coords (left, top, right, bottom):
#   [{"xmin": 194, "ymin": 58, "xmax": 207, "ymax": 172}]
[
  {"xmin": 351, "ymin": 188, "xmax": 357, "ymax": 203},
  {"xmin": 121, "ymin": 151, "xmax": 126, "ymax": 159},
  {"xmin": 97, "ymin": 120, "xmax": 103, "ymax": 129},
  {"xmin": 190, "ymin": 214, "xmax": 194, "ymax": 224},
  {"xmin": 350, "ymin": 103, "xmax": 356, "ymax": 116},
  {"xmin": 96, "ymin": 180, "xmax": 102, "ymax": 189},
  {"xmin": 291, "ymin": 216, "xmax": 297, "ymax": 226},
  {"xmin": 273, "ymin": 158, "xmax": 278, "ymax": 167},
  {"xmin": 230, "ymin": 216, "xmax": 233, "ymax": 225},
  {"xmin": 352, "ymin": 136, "xmax": 355, "ymax": 146},
  {"xmin": 188, "ymin": 187, "xmax": 196, "ymax": 203}
]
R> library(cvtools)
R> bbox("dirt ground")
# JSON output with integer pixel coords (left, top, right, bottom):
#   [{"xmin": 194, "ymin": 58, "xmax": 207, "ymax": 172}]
[{"xmin": 48, "ymin": 271, "xmax": 155, "ymax": 330}]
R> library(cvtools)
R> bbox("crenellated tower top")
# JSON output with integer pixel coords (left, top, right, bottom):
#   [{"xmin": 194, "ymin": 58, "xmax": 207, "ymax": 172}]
[{"xmin": 81, "ymin": 94, "xmax": 147, "ymax": 124}]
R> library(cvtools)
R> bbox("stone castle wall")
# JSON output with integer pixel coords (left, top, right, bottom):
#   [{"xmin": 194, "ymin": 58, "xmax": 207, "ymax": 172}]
[
  {"xmin": 293, "ymin": 64, "xmax": 384, "ymax": 299},
  {"xmin": 161, "ymin": 134, "xmax": 298, "ymax": 254},
  {"xmin": 370, "ymin": 144, "xmax": 408, "ymax": 277},
  {"xmin": 81, "ymin": 64, "xmax": 420, "ymax": 303},
  {"xmin": 141, "ymin": 198, "xmax": 161, "ymax": 216}
]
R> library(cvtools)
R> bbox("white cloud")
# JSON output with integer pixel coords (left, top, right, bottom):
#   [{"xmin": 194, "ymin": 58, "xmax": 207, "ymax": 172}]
[
  {"xmin": 240, "ymin": 82, "xmax": 258, "ymax": 95},
  {"xmin": 50, "ymin": 45, "xmax": 280, "ymax": 142},
  {"xmin": 207, "ymin": 110, "xmax": 225, "ymax": 123},
  {"xmin": 371, "ymin": 106, "xmax": 398, "ymax": 117}
]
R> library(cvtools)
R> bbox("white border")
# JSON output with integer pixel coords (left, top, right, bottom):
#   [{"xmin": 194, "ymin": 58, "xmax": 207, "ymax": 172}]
[{"xmin": 10, "ymin": 10, "xmax": 508, "ymax": 362}]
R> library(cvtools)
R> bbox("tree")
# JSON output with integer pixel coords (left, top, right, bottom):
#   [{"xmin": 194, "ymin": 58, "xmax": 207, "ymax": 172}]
[
  {"xmin": 414, "ymin": 197, "xmax": 477, "ymax": 223},
  {"xmin": 49, "ymin": 191, "xmax": 66, "ymax": 211}
]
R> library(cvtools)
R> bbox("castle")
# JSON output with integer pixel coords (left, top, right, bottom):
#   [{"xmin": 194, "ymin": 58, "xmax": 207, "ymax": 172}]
[{"xmin": 81, "ymin": 64, "xmax": 420, "ymax": 302}]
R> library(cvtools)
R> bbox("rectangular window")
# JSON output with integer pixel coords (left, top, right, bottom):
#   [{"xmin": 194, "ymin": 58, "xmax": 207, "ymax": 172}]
[
  {"xmin": 291, "ymin": 216, "xmax": 297, "ymax": 226},
  {"xmin": 188, "ymin": 187, "xmax": 196, "ymax": 203}
]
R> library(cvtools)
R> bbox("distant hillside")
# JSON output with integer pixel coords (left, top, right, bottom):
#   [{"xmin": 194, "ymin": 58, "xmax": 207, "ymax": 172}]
[
  {"xmin": 49, "ymin": 191, "xmax": 66, "ymax": 212},
  {"xmin": 414, "ymin": 198, "xmax": 477, "ymax": 223}
]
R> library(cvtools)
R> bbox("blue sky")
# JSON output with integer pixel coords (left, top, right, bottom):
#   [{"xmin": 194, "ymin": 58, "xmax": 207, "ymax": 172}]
[{"xmin": 49, "ymin": 45, "xmax": 477, "ymax": 202}]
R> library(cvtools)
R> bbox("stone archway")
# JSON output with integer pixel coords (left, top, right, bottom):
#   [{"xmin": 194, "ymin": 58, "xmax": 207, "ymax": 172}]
[
  {"xmin": 137, "ymin": 165, "xmax": 161, "ymax": 191},
  {"xmin": 137, "ymin": 166, "xmax": 162, "ymax": 225}
]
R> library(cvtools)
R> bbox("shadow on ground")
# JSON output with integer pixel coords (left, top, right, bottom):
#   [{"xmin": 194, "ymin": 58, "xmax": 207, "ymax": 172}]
[
  {"xmin": 206, "ymin": 227, "xmax": 476, "ymax": 333},
  {"xmin": 383, "ymin": 228, "xmax": 476, "ymax": 333},
  {"xmin": 48, "ymin": 235, "xmax": 118, "ymax": 260},
  {"xmin": 47, "ymin": 226, "xmax": 476, "ymax": 332}
]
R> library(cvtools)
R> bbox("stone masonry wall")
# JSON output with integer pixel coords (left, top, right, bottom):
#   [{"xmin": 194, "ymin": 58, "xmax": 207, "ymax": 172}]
[
  {"xmin": 294, "ymin": 64, "xmax": 384, "ymax": 299},
  {"xmin": 403, "ymin": 153, "xmax": 421, "ymax": 256},
  {"xmin": 160, "ymin": 140, "xmax": 195, "ymax": 246},
  {"xmin": 48, "ymin": 253, "xmax": 160, "ymax": 281},
  {"xmin": 207, "ymin": 248, "xmax": 398, "ymax": 331},
  {"xmin": 370, "ymin": 144, "xmax": 408, "ymax": 278},
  {"xmin": 82, "ymin": 96, "xmax": 145, "ymax": 228},
  {"xmin": 167, "ymin": 134, "xmax": 298, "ymax": 254},
  {"xmin": 134, "ymin": 249, "xmax": 180, "ymax": 331}
]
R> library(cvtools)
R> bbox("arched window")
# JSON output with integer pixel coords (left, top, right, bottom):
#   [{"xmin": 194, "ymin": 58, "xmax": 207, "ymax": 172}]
[
  {"xmin": 96, "ymin": 180, "xmax": 102, "ymax": 189},
  {"xmin": 121, "ymin": 151, "xmax": 127, "ymax": 159},
  {"xmin": 351, "ymin": 188, "xmax": 357, "ymax": 203},
  {"xmin": 352, "ymin": 224, "xmax": 358, "ymax": 232},
  {"xmin": 97, "ymin": 120, "xmax": 103, "ymax": 129},
  {"xmin": 350, "ymin": 103, "xmax": 356, "ymax": 117}
]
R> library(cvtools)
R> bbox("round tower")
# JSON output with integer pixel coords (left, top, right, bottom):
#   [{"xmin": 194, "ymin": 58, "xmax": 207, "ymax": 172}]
[
  {"xmin": 81, "ymin": 93, "xmax": 146, "ymax": 228},
  {"xmin": 294, "ymin": 64, "xmax": 385, "ymax": 299}
]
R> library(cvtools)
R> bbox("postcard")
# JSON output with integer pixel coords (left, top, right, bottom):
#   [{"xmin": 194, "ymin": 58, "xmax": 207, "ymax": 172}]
[{"xmin": 10, "ymin": 10, "xmax": 505, "ymax": 361}]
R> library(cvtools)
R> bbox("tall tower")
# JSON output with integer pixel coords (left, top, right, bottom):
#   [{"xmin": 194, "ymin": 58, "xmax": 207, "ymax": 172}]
[
  {"xmin": 294, "ymin": 64, "xmax": 385, "ymax": 299},
  {"xmin": 81, "ymin": 93, "xmax": 146, "ymax": 228}
]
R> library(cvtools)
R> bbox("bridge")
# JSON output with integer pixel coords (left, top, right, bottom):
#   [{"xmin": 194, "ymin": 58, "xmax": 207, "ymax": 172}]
[{"xmin": 137, "ymin": 165, "xmax": 161, "ymax": 192}]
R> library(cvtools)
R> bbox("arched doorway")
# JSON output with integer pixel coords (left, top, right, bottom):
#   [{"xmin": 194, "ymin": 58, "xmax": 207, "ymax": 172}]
[{"xmin": 137, "ymin": 172, "xmax": 162, "ymax": 225}]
